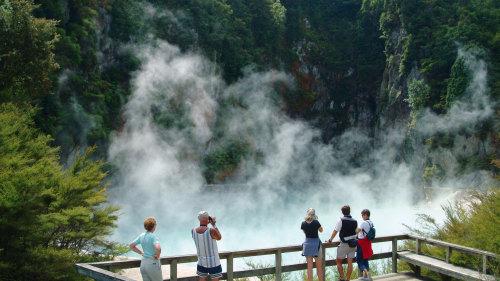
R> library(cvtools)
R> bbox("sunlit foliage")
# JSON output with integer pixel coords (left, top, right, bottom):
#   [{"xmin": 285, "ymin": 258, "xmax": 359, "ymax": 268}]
[{"xmin": 0, "ymin": 103, "xmax": 126, "ymax": 280}]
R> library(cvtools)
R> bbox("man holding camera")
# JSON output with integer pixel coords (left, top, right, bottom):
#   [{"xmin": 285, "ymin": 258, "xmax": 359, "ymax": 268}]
[{"xmin": 192, "ymin": 211, "xmax": 222, "ymax": 281}]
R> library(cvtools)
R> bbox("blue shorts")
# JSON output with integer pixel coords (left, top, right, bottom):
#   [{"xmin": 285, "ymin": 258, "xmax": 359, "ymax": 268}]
[{"xmin": 197, "ymin": 264, "xmax": 223, "ymax": 279}]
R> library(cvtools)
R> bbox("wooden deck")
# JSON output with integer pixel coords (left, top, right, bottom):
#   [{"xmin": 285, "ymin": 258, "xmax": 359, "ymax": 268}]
[
  {"xmin": 76, "ymin": 234, "xmax": 498, "ymax": 281},
  {"xmin": 373, "ymin": 271, "xmax": 433, "ymax": 280},
  {"xmin": 399, "ymin": 250, "xmax": 496, "ymax": 281}
]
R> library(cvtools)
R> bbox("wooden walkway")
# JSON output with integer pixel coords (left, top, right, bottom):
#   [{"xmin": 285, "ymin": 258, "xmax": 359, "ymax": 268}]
[
  {"xmin": 398, "ymin": 251, "xmax": 496, "ymax": 281},
  {"xmin": 373, "ymin": 271, "xmax": 433, "ymax": 280},
  {"xmin": 76, "ymin": 234, "xmax": 498, "ymax": 281}
]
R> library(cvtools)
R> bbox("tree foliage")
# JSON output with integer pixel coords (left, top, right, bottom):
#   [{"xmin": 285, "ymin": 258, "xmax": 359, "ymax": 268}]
[
  {"xmin": 0, "ymin": 0, "xmax": 59, "ymax": 105},
  {"xmin": 203, "ymin": 139, "xmax": 251, "ymax": 183},
  {"xmin": 406, "ymin": 79, "xmax": 430, "ymax": 111},
  {"xmin": 0, "ymin": 103, "xmax": 126, "ymax": 281}
]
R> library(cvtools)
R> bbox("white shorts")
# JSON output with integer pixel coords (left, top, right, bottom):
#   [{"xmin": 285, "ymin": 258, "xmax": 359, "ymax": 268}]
[
  {"xmin": 140, "ymin": 257, "xmax": 162, "ymax": 281},
  {"xmin": 337, "ymin": 242, "xmax": 356, "ymax": 259}
]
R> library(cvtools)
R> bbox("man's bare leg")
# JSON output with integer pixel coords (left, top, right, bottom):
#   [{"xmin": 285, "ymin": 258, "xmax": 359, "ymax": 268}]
[{"xmin": 336, "ymin": 258, "xmax": 345, "ymax": 280}]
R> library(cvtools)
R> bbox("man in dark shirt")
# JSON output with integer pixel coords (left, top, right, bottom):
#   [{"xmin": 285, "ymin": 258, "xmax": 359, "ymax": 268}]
[{"xmin": 327, "ymin": 205, "xmax": 358, "ymax": 281}]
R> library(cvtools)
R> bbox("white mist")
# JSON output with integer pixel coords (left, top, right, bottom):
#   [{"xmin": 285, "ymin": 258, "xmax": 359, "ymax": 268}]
[{"xmin": 107, "ymin": 40, "xmax": 493, "ymax": 271}]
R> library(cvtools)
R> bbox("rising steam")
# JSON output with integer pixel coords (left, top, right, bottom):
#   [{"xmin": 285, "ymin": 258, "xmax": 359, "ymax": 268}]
[{"xmin": 107, "ymin": 39, "xmax": 494, "ymax": 270}]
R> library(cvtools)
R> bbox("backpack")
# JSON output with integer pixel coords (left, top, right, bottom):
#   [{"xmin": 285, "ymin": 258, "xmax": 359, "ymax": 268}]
[{"xmin": 364, "ymin": 221, "xmax": 376, "ymax": 241}]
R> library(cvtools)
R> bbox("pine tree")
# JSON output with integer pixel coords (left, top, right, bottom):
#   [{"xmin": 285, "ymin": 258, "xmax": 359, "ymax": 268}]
[{"xmin": 0, "ymin": 103, "xmax": 126, "ymax": 280}]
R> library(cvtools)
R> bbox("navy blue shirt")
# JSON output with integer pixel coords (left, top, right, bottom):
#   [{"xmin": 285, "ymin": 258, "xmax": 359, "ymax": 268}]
[{"xmin": 301, "ymin": 220, "xmax": 321, "ymax": 238}]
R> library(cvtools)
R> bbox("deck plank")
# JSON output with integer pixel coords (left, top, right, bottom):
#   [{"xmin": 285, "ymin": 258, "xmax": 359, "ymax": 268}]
[
  {"xmin": 373, "ymin": 271, "xmax": 433, "ymax": 280},
  {"xmin": 398, "ymin": 250, "xmax": 496, "ymax": 281}
]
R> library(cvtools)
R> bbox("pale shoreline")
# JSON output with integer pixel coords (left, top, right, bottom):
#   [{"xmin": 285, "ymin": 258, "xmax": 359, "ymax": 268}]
[
  {"xmin": 116, "ymin": 256, "xmax": 197, "ymax": 280},
  {"xmin": 116, "ymin": 257, "xmax": 258, "ymax": 280}
]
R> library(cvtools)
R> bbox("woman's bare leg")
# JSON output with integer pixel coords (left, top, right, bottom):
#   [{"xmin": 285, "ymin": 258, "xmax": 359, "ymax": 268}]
[
  {"xmin": 306, "ymin": 257, "xmax": 314, "ymax": 281},
  {"xmin": 315, "ymin": 258, "xmax": 324, "ymax": 281}
]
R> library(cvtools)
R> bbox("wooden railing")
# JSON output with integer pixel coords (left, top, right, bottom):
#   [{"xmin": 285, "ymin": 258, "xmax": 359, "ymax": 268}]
[
  {"xmin": 75, "ymin": 234, "xmax": 497, "ymax": 281},
  {"xmin": 408, "ymin": 234, "xmax": 497, "ymax": 276}
]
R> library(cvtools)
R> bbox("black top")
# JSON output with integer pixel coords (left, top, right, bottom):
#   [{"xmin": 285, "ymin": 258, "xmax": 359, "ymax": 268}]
[
  {"xmin": 339, "ymin": 215, "xmax": 357, "ymax": 242},
  {"xmin": 301, "ymin": 220, "xmax": 321, "ymax": 238}
]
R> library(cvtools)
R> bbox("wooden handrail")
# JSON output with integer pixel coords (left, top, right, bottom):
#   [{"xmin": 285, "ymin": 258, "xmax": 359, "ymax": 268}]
[
  {"xmin": 76, "ymin": 234, "xmax": 497, "ymax": 281},
  {"xmin": 407, "ymin": 234, "xmax": 497, "ymax": 258},
  {"xmin": 408, "ymin": 234, "xmax": 498, "ymax": 275}
]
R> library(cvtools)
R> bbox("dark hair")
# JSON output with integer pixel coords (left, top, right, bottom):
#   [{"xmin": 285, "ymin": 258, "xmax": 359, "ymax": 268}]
[
  {"xmin": 341, "ymin": 205, "xmax": 350, "ymax": 215},
  {"xmin": 361, "ymin": 209, "xmax": 370, "ymax": 218},
  {"xmin": 144, "ymin": 217, "xmax": 157, "ymax": 231}
]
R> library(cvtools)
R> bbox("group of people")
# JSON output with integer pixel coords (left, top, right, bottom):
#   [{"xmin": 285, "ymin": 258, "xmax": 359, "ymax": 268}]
[
  {"xmin": 302, "ymin": 205, "xmax": 374, "ymax": 281},
  {"xmin": 129, "ymin": 206, "xmax": 374, "ymax": 281}
]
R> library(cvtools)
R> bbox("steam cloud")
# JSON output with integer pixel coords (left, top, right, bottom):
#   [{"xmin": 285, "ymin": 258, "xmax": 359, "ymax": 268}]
[{"xmin": 107, "ymin": 39, "xmax": 494, "ymax": 269}]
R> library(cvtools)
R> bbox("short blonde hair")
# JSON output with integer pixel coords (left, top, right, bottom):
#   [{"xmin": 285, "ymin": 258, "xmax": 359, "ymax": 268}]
[
  {"xmin": 304, "ymin": 208, "xmax": 318, "ymax": 221},
  {"xmin": 144, "ymin": 217, "xmax": 157, "ymax": 231}
]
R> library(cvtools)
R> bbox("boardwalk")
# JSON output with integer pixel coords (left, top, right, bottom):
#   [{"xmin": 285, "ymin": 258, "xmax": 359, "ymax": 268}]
[
  {"xmin": 373, "ymin": 272, "xmax": 432, "ymax": 280},
  {"xmin": 76, "ymin": 234, "xmax": 497, "ymax": 281}
]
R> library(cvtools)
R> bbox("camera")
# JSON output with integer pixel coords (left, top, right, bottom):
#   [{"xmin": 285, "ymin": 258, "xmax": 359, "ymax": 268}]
[{"xmin": 208, "ymin": 216, "xmax": 213, "ymax": 223}]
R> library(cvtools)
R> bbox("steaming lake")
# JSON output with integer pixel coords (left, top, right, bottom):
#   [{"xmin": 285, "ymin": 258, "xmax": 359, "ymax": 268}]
[{"xmin": 112, "ymin": 183, "xmax": 452, "ymax": 272}]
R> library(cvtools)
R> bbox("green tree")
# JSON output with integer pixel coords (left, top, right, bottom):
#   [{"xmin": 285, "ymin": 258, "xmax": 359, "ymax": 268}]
[
  {"xmin": 406, "ymin": 79, "xmax": 430, "ymax": 111},
  {"xmin": 0, "ymin": 103, "xmax": 125, "ymax": 280},
  {"xmin": 446, "ymin": 56, "xmax": 471, "ymax": 107},
  {"xmin": 0, "ymin": 0, "xmax": 59, "ymax": 105}
]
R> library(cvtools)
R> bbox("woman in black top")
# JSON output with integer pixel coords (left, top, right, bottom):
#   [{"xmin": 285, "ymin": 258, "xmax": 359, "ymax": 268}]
[{"xmin": 301, "ymin": 208, "xmax": 324, "ymax": 281}]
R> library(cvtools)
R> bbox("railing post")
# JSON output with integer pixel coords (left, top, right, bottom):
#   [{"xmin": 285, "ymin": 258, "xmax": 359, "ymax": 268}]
[
  {"xmin": 392, "ymin": 238, "xmax": 398, "ymax": 273},
  {"xmin": 483, "ymin": 255, "xmax": 487, "ymax": 274},
  {"xmin": 170, "ymin": 259, "xmax": 177, "ymax": 281},
  {"xmin": 416, "ymin": 238, "xmax": 422, "ymax": 255},
  {"xmin": 275, "ymin": 249, "xmax": 282, "ymax": 281},
  {"xmin": 446, "ymin": 246, "xmax": 451, "ymax": 263},
  {"xmin": 227, "ymin": 254, "xmax": 234, "ymax": 281},
  {"xmin": 321, "ymin": 245, "xmax": 326, "ymax": 276}
]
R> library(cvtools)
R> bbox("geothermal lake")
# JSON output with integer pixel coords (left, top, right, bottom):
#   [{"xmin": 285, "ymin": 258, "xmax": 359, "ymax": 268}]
[{"xmin": 111, "ymin": 183, "xmax": 452, "ymax": 271}]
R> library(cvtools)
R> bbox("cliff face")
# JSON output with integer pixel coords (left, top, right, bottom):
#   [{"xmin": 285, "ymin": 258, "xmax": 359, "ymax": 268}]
[
  {"xmin": 27, "ymin": 0, "xmax": 497, "ymax": 184},
  {"xmin": 282, "ymin": 1, "xmax": 386, "ymax": 141}
]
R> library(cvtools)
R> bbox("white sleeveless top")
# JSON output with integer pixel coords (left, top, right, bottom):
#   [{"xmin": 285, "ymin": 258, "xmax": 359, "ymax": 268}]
[{"xmin": 192, "ymin": 228, "xmax": 221, "ymax": 268}]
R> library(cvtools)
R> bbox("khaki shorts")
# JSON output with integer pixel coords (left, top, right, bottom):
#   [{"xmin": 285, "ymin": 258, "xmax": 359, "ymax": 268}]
[
  {"xmin": 140, "ymin": 257, "xmax": 162, "ymax": 281},
  {"xmin": 337, "ymin": 242, "xmax": 356, "ymax": 259},
  {"xmin": 305, "ymin": 245, "xmax": 323, "ymax": 260}
]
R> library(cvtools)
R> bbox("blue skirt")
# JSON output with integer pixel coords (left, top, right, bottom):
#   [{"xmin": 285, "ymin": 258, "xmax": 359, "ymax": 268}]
[{"xmin": 302, "ymin": 237, "xmax": 322, "ymax": 257}]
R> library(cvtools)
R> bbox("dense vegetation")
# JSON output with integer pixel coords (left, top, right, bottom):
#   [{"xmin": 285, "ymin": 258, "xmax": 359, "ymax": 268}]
[
  {"xmin": 6, "ymin": 0, "xmax": 495, "ymax": 183},
  {"xmin": 0, "ymin": 1, "xmax": 125, "ymax": 279},
  {"xmin": 0, "ymin": 0, "xmax": 498, "ymax": 278},
  {"xmin": 0, "ymin": 103, "xmax": 126, "ymax": 280},
  {"xmin": 402, "ymin": 169, "xmax": 500, "ymax": 279}
]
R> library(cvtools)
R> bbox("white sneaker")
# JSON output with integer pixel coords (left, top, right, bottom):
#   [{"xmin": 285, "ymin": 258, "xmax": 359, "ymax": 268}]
[
  {"xmin": 358, "ymin": 277, "xmax": 368, "ymax": 281},
  {"xmin": 366, "ymin": 272, "xmax": 373, "ymax": 281}
]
